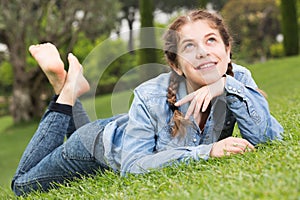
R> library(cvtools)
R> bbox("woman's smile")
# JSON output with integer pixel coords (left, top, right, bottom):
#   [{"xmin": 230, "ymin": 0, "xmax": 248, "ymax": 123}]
[{"xmin": 194, "ymin": 61, "xmax": 217, "ymax": 71}]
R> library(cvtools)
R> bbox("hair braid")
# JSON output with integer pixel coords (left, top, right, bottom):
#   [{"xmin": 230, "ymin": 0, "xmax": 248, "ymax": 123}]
[
  {"xmin": 226, "ymin": 56, "xmax": 234, "ymax": 77},
  {"xmin": 167, "ymin": 71, "xmax": 191, "ymax": 137}
]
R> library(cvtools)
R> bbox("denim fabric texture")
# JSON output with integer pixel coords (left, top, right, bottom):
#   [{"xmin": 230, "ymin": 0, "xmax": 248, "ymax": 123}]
[{"xmin": 12, "ymin": 63, "xmax": 283, "ymax": 196}]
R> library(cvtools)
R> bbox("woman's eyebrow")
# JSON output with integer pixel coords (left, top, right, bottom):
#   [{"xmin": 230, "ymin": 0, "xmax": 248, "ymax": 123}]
[
  {"xmin": 180, "ymin": 32, "xmax": 218, "ymax": 44},
  {"xmin": 179, "ymin": 38, "xmax": 194, "ymax": 46},
  {"xmin": 205, "ymin": 32, "xmax": 217, "ymax": 38}
]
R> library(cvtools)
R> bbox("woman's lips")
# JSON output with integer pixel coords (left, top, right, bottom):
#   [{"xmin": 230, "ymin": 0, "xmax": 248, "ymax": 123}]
[{"xmin": 194, "ymin": 62, "xmax": 217, "ymax": 70}]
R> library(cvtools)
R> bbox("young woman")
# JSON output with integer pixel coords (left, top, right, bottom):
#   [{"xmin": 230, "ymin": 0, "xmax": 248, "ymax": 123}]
[{"xmin": 11, "ymin": 9, "xmax": 283, "ymax": 196}]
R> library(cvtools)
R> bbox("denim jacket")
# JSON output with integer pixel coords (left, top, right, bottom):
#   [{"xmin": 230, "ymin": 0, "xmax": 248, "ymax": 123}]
[{"xmin": 99, "ymin": 63, "xmax": 283, "ymax": 175}]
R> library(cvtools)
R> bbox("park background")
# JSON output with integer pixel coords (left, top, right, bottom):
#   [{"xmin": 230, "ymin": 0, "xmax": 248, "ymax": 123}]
[{"xmin": 0, "ymin": 0, "xmax": 299, "ymax": 199}]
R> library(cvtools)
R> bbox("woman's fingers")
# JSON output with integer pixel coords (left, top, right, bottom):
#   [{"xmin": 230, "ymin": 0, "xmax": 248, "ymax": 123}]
[
  {"xmin": 232, "ymin": 138, "xmax": 255, "ymax": 151},
  {"xmin": 201, "ymin": 92, "xmax": 212, "ymax": 112},
  {"xmin": 185, "ymin": 96, "xmax": 197, "ymax": 119},
  {"xmin": 191, "ymin": 90, "xmax": 208, "ymax": 119},
  {"xmin": 185, "ymin": 92, "xmax": 208, "ymax": 120},
  {"xmin": 174, "ymin": 92, "xmax": 195, "ymax": 107},
  {"xmin": 210, "ymin": 137, "xmax": 255, "ymax": 157},
  {"xmin": 226, "ymin": 144, "xmax": 248, "ymax": 154},
  {"xmin": 176, "ymin": 88, "xmax": 212, "ymax": 120}
]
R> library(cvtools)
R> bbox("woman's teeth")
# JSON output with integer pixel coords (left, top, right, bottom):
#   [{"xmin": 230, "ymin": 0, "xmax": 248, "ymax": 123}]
[{"xmin": 196, "ymin": 63, "xmax": 215, "ymax": 69}]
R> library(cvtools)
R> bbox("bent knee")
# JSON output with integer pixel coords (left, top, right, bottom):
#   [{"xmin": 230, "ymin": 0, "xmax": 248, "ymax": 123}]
[
  {"xmin": 11, "ymin": 176, "xmax": 60, "ymax": 197},
  {"xmin": 11, "ymin": 178, "xmax": 36, "ymax": 197}
]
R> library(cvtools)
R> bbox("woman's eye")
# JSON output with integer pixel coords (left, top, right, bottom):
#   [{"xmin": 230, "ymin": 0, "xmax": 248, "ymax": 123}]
[
  {"xmin": 184, "ymin": 43, "xmax": 194, "ymax": 50},
  {"xmin": 207, "ymin": 37, "xmax": 216, "ymax": 44}
]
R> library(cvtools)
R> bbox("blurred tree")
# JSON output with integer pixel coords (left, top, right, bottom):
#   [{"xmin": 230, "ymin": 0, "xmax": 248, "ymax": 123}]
[
  {"xmin": 0, "ymin": 61, "xmax": 12, "ymax": 95},
  {"xmin": 117, "ymin": 0, "xmax": 139, "ymax": 53},
  {"xmin": 222, "ymin": 0, "xmax": 281, "ymax": 62},
  {"xmin": 154, "ymin": 0, "xmax": 207, "ymax": 12},
  {"xmin": 209, "ymin": 0, "xmax": 228, "ymax": 10},
  {"xmin": 138, "ymin": 0, "xmax": 158, "ymax": 81},
  {"xmin": 0, "ymin": 0, "xmax": 120, "ymax": 123},
  {"xmin": 118, "ymin": 0, "xmax": 209, "ymax": 54},
  {"xmin": 279, "ymin": 0, "xmax": 299, "ymax": 56}
]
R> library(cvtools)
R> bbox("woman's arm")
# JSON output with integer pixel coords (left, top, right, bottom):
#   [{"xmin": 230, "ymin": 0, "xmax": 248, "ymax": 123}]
[
  {"xmin": 120, "ymin": 89, "xmax": 213, "ymax": 175},
  {"xmin": 225, "ymin": 66, "xmax": 283, "ymax": 145}
]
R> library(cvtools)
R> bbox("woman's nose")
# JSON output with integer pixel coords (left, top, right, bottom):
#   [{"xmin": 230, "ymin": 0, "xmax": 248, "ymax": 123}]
[{"xmin": 196, "ymin": 45, "xmax": 208, "ymax": 59}]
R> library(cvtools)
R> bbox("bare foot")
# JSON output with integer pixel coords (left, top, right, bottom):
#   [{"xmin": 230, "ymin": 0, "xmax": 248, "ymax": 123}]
[
  {"xmin": 29, "ymin": 43, "xmax": 66, "ymax": 94},
  {"xmin": 57, "ymin": 53, "xmax": 90, "ymax": 106}
]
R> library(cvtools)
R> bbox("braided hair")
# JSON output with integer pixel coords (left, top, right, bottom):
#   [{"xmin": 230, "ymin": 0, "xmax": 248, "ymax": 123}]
[{"xmin": 166, "ymin": 72, "xmax": 191, "ymax": 137}]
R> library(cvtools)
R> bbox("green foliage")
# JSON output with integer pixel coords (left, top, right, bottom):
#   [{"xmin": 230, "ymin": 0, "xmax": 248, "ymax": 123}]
[
  {"xmin": 79, "ymin": 35, "xmax": 139, "ymax": 95},
  {"xmin": 73, "ymin": 33, "xmax": 137, "ymax": 96},
  {"xmin": 222, "ymin": 0, "xmax": 281, "ymax": 63},
  {"xmin": 72, "ymin": 33, "xmax": 95, "ymax": 64},
  {"xmin": 0, "ymin": 60, "xmax": 12, "ymax": 115},
  {"xmin": 153, "ymin": 0, "xmax": 205, "ymax": 13},
  {"xmin": 269, "ymin": 43, "xmax": 285, "ymax": 57},
  {"xmin": 1, "ymin": 56, "xmax": 300, "ymax": 199},
  {"xmin": 0, "ymin": 61, "xmax": 13, "ymax": 94}
]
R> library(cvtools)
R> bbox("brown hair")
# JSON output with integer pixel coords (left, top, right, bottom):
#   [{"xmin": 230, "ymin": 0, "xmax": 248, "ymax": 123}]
[{"xmin": 164, "ymin": 10, "xmax": 234, "ymax": 137}]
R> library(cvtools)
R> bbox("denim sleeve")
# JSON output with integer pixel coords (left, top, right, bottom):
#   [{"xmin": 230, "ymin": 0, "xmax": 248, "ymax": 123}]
[
  {"xmin": 225, "ymin": 70, "xmax": 283, "ymax": 145},
  {"xmin": 120, "ymin": 90, "xmax": 213, "ymax": 175}
]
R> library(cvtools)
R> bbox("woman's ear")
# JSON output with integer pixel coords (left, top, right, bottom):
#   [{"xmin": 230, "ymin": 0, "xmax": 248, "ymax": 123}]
[
  {"xmin": 226, "ymin": 46, "xmax": 231, "ymax": 63},
  {"xmin": 170, "ymin": 62, "xmax": 183, "ymax": 76}
]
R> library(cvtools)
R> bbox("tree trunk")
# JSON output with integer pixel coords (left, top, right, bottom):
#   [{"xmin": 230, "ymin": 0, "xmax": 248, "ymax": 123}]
[
  {"xmin": 127, "ymin": 9, "xmax": 135, "ymax": 54},
  {"xmin": 280, "ymin": 0, "xmax": 299, "ymax": 56},
  {"xmin": 138, "ymin": 0, "xmax": 158, "ymax": 82}
]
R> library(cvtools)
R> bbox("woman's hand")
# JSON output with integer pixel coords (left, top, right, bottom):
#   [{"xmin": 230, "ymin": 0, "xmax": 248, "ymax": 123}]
[
  {"xmin": 210, "ymin": 137, "xmax": 255, "ymax": 157},
  {"xmin": 175, "ymin": 77, "xmax": 226, "ymax": 123}
]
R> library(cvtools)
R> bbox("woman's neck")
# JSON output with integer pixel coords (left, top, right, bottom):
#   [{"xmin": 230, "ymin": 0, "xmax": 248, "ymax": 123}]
[
  {"xmin": 186, "ymin": 82, "xmax": 202, "ymax": 94},
  {"xmin": 199, "ymin": 104, "xmax": 211, "ymax": 131}
]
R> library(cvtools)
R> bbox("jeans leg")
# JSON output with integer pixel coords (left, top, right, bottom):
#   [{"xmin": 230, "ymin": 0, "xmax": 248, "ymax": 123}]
[
  {"xmin": 66, "ymin": 99, "xmax": 91, "ymax": 138},
  {"xmin": 12, "ymin": 111, "xmax": 71, "ymax": 182},
  {"xmin": 12, "ymin": 131, "xmax": 108, "ymax": 196}
]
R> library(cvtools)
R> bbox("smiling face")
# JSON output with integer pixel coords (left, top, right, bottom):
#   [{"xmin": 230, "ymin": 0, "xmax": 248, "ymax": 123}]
[{"xmin": 174, "ymin": 20, "xmax": 231, "ymax": 92}]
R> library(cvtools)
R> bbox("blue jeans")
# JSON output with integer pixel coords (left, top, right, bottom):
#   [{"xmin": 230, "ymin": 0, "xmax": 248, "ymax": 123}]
[{"xmin": 11, "ymin": 100, "xmax": 110, "ymax": 196}]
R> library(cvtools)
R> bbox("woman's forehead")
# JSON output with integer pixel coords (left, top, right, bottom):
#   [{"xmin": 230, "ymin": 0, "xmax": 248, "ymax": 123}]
[{"xmin": 178, "ymin": 20, "xmax": 219, "ymax": 40}]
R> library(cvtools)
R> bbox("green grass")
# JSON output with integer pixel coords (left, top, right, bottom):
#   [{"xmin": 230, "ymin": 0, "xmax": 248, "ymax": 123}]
[
  {"xmin": 0, "ymin": 56, "xmax": 300, "ymax": 199},
  {"xmin": 0, "ymin": 120, "xmax": 39, "ymax": 198}
]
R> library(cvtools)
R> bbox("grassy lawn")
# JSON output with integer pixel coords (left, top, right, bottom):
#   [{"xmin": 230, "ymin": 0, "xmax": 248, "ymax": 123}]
[{"xmin": 0, "ymin": 56, "xmax": 299, "ymax": 199}]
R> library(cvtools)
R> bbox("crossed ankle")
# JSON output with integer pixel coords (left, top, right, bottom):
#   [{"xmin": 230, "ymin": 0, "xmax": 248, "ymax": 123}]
[{"xmin": 48, "ymin": 101, "xmax": 73, "ymax": 116}]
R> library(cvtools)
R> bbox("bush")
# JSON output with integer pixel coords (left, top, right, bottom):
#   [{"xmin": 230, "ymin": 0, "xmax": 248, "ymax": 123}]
[
  {"xmin": 0, "ymin": 61, "xmax": 13, "ymax": 95},
  {"xmin": 269, "ymin": 43, "xmax": 285, "ymax": 58}
]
